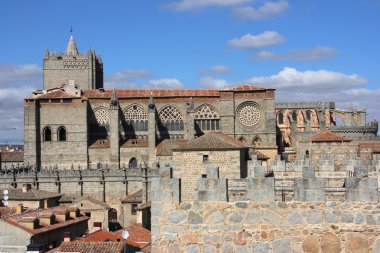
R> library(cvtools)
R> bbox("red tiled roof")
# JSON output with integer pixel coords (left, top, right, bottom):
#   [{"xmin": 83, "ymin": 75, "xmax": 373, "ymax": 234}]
[
  {"xmin": 310, "ymin": 131, "xmax": 352, "ymax": 142},
  {"xmin": 223, "ymin": 84, "xmax": 269, "ymax": 91},
  {"xmin": 5, "ymin": 188, "xmax": 62, "ymax": 201},
  {"xmin": 0, "ymin": 207, "xmax": 16, "ymax": 218},
  {"xmin": 36, "ymin": 90, "xmax": 79, "ymax": 99},
  {"xmin": 88, "ymin": 139, "xmax": 110, "ymax": 149},
  {"xmin": 121, "ymin": 139, "xmax": 149, "ymax": 148},
  {"xmin": 173, "ymin": 132, "xmax": 248, "ymax": 151},
  {"xmin": 3, "ymin": 205, "xmax": 89, "ymax": 235},
  {"xmin": 121, "ymin": 190, "xmax": 143, "ymax": 203},
  {"xmin": 155, "ymin": 139, "xmax": 189, "ymax": 156},
  {"xmin": 359, "ymin": 141, "xmax": 380, "ymax": 153},
  {"xmin": 249, "ymin": 150, "xmax": 270, "ymax": 160},
  {"xmin": 84, "ymin": 89, "xmax": 221, "ymax": 99},
  {"xmin": 81, "ymin": 229, "xmax": 120, "ymax": 242},
  {"xmin": 0, "ymin": 151, "xmax": 23, "ymax": 162},
  {"xmin": 113, "ymin": 224, "xmax": 151, "ymax": 248},
  {"xmin": 54, "ymin": 241, "xmax": 126, "ymax": 253}
]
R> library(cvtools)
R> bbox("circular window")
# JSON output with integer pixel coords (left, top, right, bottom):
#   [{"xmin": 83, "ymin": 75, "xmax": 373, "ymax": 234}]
[{"xmin": 237, "ymin": 103, "xmax": 261, "ymax": 127}]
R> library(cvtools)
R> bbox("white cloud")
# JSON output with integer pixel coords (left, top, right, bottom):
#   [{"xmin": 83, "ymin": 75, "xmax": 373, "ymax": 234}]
[
  {"xmin": 198, "ymin": 65, "xmax": 231, "ymax": 76},
  {"xmin": 247, "ymin": 67, "xmax": 367, "ymax": 92},
  {"xmin": 0, "ymin": 63, "xmax": 41, "ymax": 87},
  {"xmin": 253, "ymin": 46, "xmax": 337, "ymax": 60},
  {"xmin": 228, "ymin": 31, "xmax": 285, "ymax": 50},
  {"xmin": 168, "ymin": 0, "xmax": 251, "ymax": 11},
  {"xmin": 232, "ymin": 0, "xmax": 289, "ymax": 20},
  {"xmin": 105, "ymin": 69, "xmax": 152, "ymax": 87},
  {"xmin": 199, "ymin": 77, "xmax": 228, "ymax": 89},
  {"xmin": 147, "ymin": 78, "xmax": 184, "ymax": 89}
]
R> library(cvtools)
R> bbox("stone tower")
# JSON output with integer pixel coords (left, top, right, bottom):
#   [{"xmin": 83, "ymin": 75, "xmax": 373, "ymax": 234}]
[{"xmin": 43, "ymin": 35, "xmax": 103, "ymax": 91}]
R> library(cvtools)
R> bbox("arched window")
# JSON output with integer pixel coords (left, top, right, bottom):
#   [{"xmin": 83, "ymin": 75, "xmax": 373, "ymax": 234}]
[
  {"xmin": 306, "ymin": 110, "xmax": 311, "ymax": 121},
  {"xmin": 124, "ymin": 104, "xmax": 148, "ymax": 132},
  {"xmin": 158, "ymin": 105, "xmax": 184, "ymax": 131},
  {"xmin": 129, "ymin": 157, "xmax": 137, "ymax": 168},
  {"xmin": 252, "ymin": 136, "xmax": 263, "ymax": 147},
  {"xmin": 195, "ymin": 104, "xmax": 220, "ymax": 132},
  {"xmin": 278, "ymin": 112, "xmax": 284, "ymax": 124},
  {"xmin": 58, "ymin": 127, "xmax": 67, "ymax": 141},
  {"xmin": 43, "ymin": 127, "xmax": 52, "ymax": 142},
  {"xmin": 93, "ymin": 107, "xmax": 110, "ymax": 126},
  {"xmin": 292, "ymin": 111, "xmax": 297, "ymax": 121}
]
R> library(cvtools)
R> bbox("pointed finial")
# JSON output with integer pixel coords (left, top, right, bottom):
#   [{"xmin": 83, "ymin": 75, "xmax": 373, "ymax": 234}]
[{"xmin": 70, "ymin": 25, "xmax": 73, "ymax": 35}]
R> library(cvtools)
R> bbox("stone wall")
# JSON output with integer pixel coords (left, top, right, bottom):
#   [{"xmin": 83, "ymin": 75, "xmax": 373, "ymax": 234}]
[
  {"xmin": 151, "ymin": 165, "xmax": 380, "ymax": 253},
  {"xmin": 152, "ymin": 201, "xmax": 380, "ymax": 253}
]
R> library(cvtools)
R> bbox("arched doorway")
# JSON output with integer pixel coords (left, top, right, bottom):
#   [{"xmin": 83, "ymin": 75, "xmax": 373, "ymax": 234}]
[{"xmin": 129, "ymin": 157, "xmax": 137, "ymax": 168}]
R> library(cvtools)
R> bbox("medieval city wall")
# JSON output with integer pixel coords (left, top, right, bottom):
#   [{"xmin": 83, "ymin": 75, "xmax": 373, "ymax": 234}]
[{"xmin": 151, "ymin": 163, "xmax": 380, "ymax": 253}]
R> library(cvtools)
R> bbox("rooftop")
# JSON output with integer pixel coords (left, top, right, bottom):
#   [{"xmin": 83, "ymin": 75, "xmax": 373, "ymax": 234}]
[
  {"xmin": 121, "ymin": 190, "xmax": 143, "ymax": 203},
  {"xmin": 3, "ymin": 205, "xmax": 89, "ymax": 235},
  {"xmin": 156, "ymin": 139, "xmax": 189, "ymax": 156},
  {"xmin": 310, "ymin": 130, "xmax": 352, "ymax": 142},
  {"xmin": 113, "ymin": 224, "xmax": 151, "ymax": 248},
  {"xmin": 4, "ymin": 188, "xmax": 62, "ymax": 201},
  {"xmin": 52, "ymin": 241, "xmax": 126, "ymax": 253},
  {"xmin": 173, "ymin": 132, "xmax": 247, "ymax": 151}
]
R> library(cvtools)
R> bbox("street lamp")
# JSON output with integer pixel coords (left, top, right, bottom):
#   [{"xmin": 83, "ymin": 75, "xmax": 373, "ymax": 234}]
[{"xmin": 122, "ymin": 230, "xmax": 129, "ymax": 253}]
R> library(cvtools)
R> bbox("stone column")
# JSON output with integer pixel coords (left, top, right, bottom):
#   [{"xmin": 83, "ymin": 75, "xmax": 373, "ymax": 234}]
[
  {"xmin": 219, "ymin": 90, "xmax": 235, "ymax": 135},
  {"xmin": 148, "ymin": 95, "xmax": 156, "ymax": 165},
  {"xmin": 109, "ymin": 90, "xmax": 120, "ymax": 169},
  {"xmin": 24, "ymin": 100, "xmax": 41, "ymax": 169},
  {"xmin": 186, "ymin": 97, "xmax": 195, "ymax": 140}
]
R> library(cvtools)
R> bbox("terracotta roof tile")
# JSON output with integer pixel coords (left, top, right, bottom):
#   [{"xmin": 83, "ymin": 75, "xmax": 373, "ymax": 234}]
[
  {"xmin": 3, "ymin": 205, "xmax": 89, "ymax": 235},
  {"xmin": 310, "ymin": 131, "xmax": 352, "ymax": 142},
  {"xmin": 155, "ymin": 139, "xmax": 189, "ymax": 156},
  {"xmin": 36, "ymin": 90, "xmax": 79, "ymax": 99},
  {"xmin": 59, "ymin": 194, "xmax": 111, "ymax": 209},
  {"xmin": 55, "ymin": 241, "xmax": 126, "ymax": 253},
  {"xmin": 249, "ymin": 150, "xmax": 270, "ymax": 160},
  {"xmin": 359, "ymin": 141, "xmax": 380, "ymax": 153},
  {"xmin": 173, "ymin": 132, "xmax": 248, "ymax": 151},
  {"xmin": 89, "ymin": 139, "xmax": 110, "ymax": 148},
  {"xmin": 223, "ymin": 84, "xmax": 269, "ymax": 91},
  {"xmin": 4, "ymin": 188, "xmax": 62, "ymax": 201},
  {"xmin": 80, "ymin": 229, "xmax": 120, "ymax": 242},
  {"xmin": 83, "ymin": 89, "xmax": 221, "ymax": 99},
  {"xmin": 121, "ymin": 190, "xmax": 143, "ymax": 203},
  {"xmin": 121, "ymin": 139, "xmax": 148, "ymax": 148},
  {"xmin": 113, "ymin": 224, "xmax": 151, "ymax": 248}
]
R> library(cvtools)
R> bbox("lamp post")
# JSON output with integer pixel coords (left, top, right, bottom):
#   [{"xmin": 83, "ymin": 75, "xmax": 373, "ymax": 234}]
[{"xmin": 122, "ymin": 230, "xmax": 129, "ymax": 253}]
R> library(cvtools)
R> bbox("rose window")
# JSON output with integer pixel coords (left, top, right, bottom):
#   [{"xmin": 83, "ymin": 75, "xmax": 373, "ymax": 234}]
[{"xmin": 237, "ymin": 103, "xmax": 261, "ymax": 126}]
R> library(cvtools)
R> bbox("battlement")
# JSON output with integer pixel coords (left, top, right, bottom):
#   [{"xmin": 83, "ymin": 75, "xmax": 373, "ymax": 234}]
[{"xmin": 276, "ymin": 101, "xmax": 335, "ymax": 109}]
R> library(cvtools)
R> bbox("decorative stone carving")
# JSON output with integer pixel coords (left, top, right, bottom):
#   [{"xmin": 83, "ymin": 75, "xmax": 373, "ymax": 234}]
[{"xmin": 237, "ymin": 102, "xmax": 261, "ymax": 127}]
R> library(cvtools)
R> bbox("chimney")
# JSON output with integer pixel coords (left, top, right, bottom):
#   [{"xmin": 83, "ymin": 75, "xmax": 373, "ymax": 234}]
[
  {"xmin": 16, "ymin": 204, "xmax": 24, "ymax": 214},
  {"xmin": 63, "ymin": 232, "xmax": 71, "ymax": 242},
  {"xmin": 22, "ymin": 183, "xmax": 32, "ymax": 193},
  {"xmin": 93, "ymin": 222, "xmax": 102, "ymax": 231},
  {"xmin": 55, "ymin": 211, "xmax": 69, "ymax": 221}
]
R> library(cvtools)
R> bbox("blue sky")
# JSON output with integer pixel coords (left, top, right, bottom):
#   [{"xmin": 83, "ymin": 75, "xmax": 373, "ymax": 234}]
[{"xmin": 0, "ymin": 0, "xmax": 380, "ymax": 142}]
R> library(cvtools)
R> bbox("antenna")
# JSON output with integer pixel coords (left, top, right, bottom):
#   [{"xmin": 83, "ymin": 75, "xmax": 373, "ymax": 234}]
[{"xmin": 70, "ymin": 25, "xmax": 73, "ymax": 36}]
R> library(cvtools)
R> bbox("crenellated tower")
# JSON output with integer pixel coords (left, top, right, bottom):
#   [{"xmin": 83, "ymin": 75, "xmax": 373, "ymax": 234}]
[{"xmin": 43, "ymin": 35, "xmax": 103, "ymax": 91}]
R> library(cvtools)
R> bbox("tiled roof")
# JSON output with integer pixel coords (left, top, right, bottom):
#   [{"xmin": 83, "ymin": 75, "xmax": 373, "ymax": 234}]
[
  {"xmin": 173, "ymin": 132, "xmax": 247, "ymax": 151},
  {"xmin": 36, "ymin": 90, "xmax": 79, "ymax": 99},
  {"xmin": 121, "ymin": 139, "xmax": 149, "ymax": 148},
  {"xmin": 0, "ymin": 151, "xmax": 24, "ymax": 162},
  {"xmin": 84, "ymin": 89, "xmax": 221, "ymax": 99},
  {"xmin": 359, "ymin": 141, "xmax": 380, "ymax": 153},
  {"xmin": 4, "ymin": 188, "xmax": 62, "ymax": 201},
  {"xmin": 121, "ymin": 190, "xmax": 142, "ymax": 203},
  {"xmin": 0, "ymin": 207, "xmax": 16, "ymax": 218},
  {"xmin": 249, "ymin": 150, "xmax": 270, "ymax": 160},
  {"xmin": 310, "ymin": 131, "xmax": 352, "ymax": 142},
  {"xmin": 55, "ymin": 241, "xmax": 126, "ymax": 253},
  {"xmin": 59, "ymin": 194, "xmax": 111, "ymax": 209},
  {"xmin": 113, "ymin": 224, "xmax": 151, "ymax": 248},
  {"xmin": 80, "ymin": 229, "xmax": 120, "ymax": 242},
  {"xmin": 88, "ymin": 139, "xmax": 110, "ymax": 149},
  {"xmin": 223, "ymin": 84, "xmax": 269, "ymax": 91},
  {"xmin": 3, "ymin": 205, "xmax": 89, "ymax": 235},
  {"xmin": 155, "ymin": 139, "xmax": 189, "ymax": 156}
]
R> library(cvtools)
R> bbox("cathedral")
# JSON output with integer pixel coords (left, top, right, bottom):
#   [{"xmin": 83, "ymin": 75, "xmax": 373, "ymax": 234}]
[{"xmin": 23, "ymin": 36, "xmax": 379, "ymax": 170}]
